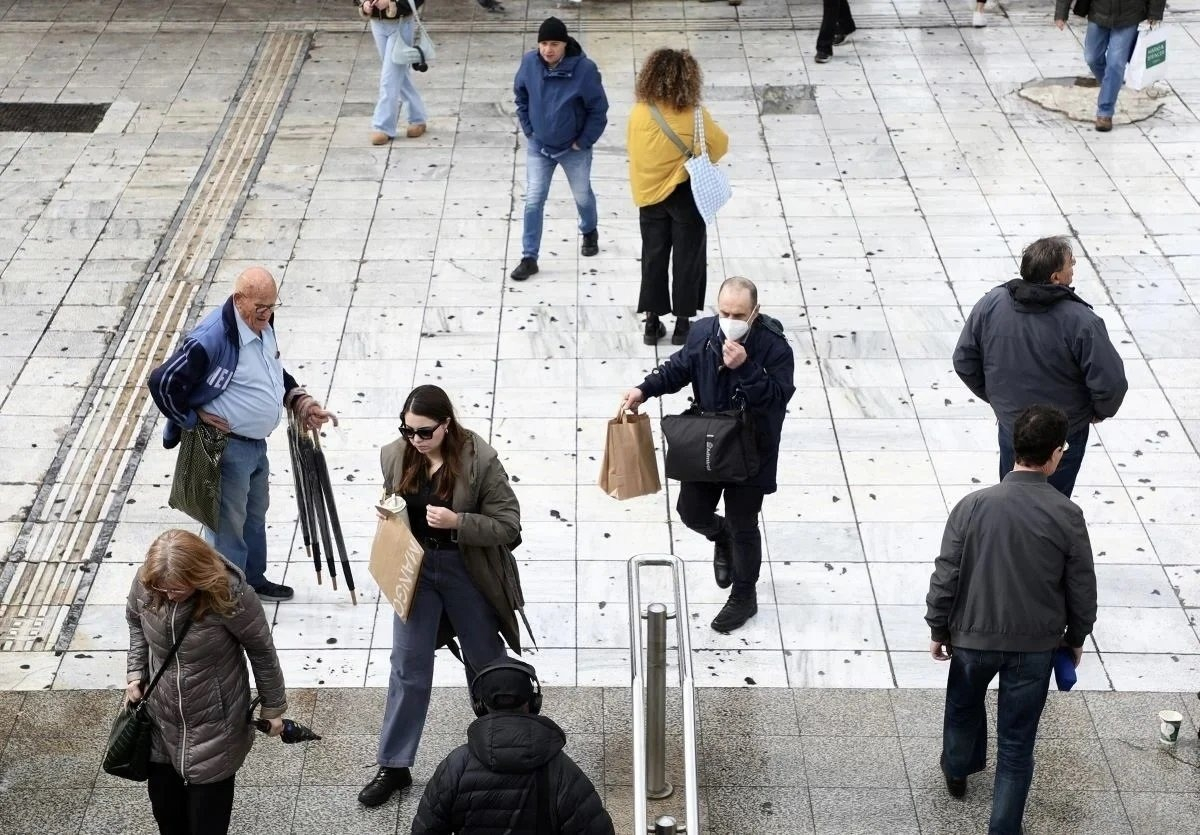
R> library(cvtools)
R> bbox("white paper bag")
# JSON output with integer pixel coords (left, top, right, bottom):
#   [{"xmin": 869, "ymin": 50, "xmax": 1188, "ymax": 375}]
[{"xmin": 1124, "ymin": 26, "xmax": 1167, "ymax": 90}]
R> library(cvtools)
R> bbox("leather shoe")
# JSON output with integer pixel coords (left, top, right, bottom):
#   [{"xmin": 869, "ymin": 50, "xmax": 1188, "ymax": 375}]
[
  {"xmin": 358, "ymin": 766, "xmax": 412, "ymax": 807},
  {"xmin": 1095, "ymin": 116, "xmax": 1113, "ymax": 132},
  {"xmin": 406, "ymin": 123, "xmax": 426, "ymax": 138},
  {"xmin": 711, "ymin": 593, "xmax": 757, "ymax": 632},
  {"xmin": 643, "ymin": 316, "xmax": 666, "ymax": 345},
  {"xmin": 940, "ymin": 755, "xmax": 966, "ymax": 798},
  {"xmin": 581, "ymin": 229, "xmax": 599, "ymax": 257},
  {"xmin": 252, "ymin": 580, "xmax": 293, "ymax": 602},
  {"xmin": 369, "ymin": 131, "xmax": 391, "ymax": 145},
  {"xmin": 712, "ymin": 519, "xmax": 733, "ymax": 589}
]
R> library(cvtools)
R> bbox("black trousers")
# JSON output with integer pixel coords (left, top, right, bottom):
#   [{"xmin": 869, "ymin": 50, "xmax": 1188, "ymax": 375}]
[
  {"xmin": 816, "ymin": 0, "xmax": 856, "ymax": 53},
  {"xmin": 147, "ymin": 762, "xmax": 236, "ymax": 835},
  {"xmin": 675, "ymin": 481, "xmax": 765, "ymax": 596},
  {"xmin": 637, "ymin": 180, "xmax": 708, "ymax": 319}
]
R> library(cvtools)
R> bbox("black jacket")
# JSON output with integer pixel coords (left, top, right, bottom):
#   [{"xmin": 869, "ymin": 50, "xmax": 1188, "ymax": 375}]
[
  {"xmin": 412, "ymin": 713, "xmax": 614, "ymax": 835},
  {"xmin": 952, "ymin": 280, "xmax": 1127, "ymax": 437},
  {"xmin": 637, "ymin": 315, "xmax": 795, "ymax": 492},
  {"xmin": 926, "ymin": 470, "xmax": 1097, "ymax": 652},
  {"xmin": 1054, "ymin": 0, "xmax": 1164, "ymax": 27}
]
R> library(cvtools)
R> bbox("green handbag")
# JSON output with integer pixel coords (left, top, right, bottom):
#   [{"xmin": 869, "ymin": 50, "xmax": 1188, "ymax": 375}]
[
  {"xmin": 103, "ymin": 616, "xmax": 193, "ymax": 781},
  {"xmin": 168, "ymin": 424, "xmax": 227, "ymax": 531}
]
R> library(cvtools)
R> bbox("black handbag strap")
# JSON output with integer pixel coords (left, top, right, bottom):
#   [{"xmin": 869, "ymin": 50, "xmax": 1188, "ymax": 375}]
[
  {"xmin": 141, "ymin": 614, "xmax": 193, "ymax": 701},
  {"xmin": 648, "ymin": 104, "xmax": 694, "ymax": 159},
  {"xmin": 535, "ymin": 763, "xmax": 554, "ymax": 833}
]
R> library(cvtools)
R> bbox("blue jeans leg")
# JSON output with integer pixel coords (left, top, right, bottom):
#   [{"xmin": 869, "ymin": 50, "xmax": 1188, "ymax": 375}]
[
  {"xmin": 997, "ymin": 424, "xmax": 1089, "ymax": 499},
  {"xmin": 557, "ymin": 147, "xmax": 598, "ymax": 235},
  {"xmin": 438, "ymin": 549, "xmax": 507, "ymax": 678},
  {"xmin": 942, "ymin": 649, "xmax": 994, "ymax": 781},
  {"xmin": 371, "ymin": 19, "xmax": 427, "ymax": 136},
  {"xmin": 1084, "ymin": 22, "xmax": 1140, "ymax": 118},
  {"xmin": 990, "ymin": 650, "xmax": 1054, "ymax": 835},
  {"xmin": 206, "ymin": 437, "xmax": 270, "ymax": 588},
  {"xmin": 522, "ymin": 150, "xmax": 557, "ymax": 259}
]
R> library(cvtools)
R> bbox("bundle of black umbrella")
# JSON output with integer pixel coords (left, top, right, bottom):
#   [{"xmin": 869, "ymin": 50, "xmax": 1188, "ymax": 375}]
[{"xmin": 287, "ymin": 410, "xmax": 356, "ymax": 604}]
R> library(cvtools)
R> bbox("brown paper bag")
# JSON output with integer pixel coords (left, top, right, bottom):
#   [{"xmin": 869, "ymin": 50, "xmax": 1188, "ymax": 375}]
[
  {"xmin": 598, "ymin": 408, "xmax": 661, "ymax": 500},
  {"xmin": 369, "ymin": 501, "xmax": 425, "ymax": 621}
]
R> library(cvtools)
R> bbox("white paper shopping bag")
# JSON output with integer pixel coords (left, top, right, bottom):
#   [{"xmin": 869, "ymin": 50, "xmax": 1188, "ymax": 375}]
[{"xmin": 1124, "ymin": 26, "xmax": 1167, "ymax": 90}]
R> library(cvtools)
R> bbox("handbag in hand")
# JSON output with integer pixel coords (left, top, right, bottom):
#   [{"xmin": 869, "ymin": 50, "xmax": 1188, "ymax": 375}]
[
  {"xmin": 390, "ymin": 0, "xmax": 436, "ymax": 66},
  {"xmin": 647, "ymin": 104, "xmax": 731, "ymax": 224},
  {"xmin": 103, "ymin": 616, "xmax": 194, "ymax": 782},
  {"xmin": 168, "ymin": 423, "xmax": 227, "ymax": 531},
  {"xmin": 660, "ymin": 405, "xmax": 760, "ymax": 483}
]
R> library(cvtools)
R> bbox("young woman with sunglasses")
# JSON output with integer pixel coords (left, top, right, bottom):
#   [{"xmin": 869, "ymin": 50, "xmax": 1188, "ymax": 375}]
[{"xmin": 359, "ymin": 384, "xmax": 526, "ymax": 808}]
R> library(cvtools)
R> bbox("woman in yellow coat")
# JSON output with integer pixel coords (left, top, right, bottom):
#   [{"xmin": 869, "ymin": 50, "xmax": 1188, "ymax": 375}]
[{"xmin": 627, "ymin": 49, "xmax": 729, "ymax": 346}]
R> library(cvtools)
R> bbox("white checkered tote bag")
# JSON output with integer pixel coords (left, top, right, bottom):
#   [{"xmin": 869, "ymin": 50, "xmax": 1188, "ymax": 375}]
[{"xmin": 683, "ymin": 107, "xmax": 731, "ymax": 224}]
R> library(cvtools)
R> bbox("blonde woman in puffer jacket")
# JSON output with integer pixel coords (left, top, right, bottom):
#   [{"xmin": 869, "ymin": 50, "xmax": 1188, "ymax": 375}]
[{"xmin": 125, "ymin": 529, "xmax": 289, "ymax": 835}]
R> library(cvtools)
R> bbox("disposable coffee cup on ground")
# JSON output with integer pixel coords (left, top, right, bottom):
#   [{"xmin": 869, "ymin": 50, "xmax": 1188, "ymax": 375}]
[{"xmin": 1158, "ymin": 709, "xmax": 1183, "ymax": 745}]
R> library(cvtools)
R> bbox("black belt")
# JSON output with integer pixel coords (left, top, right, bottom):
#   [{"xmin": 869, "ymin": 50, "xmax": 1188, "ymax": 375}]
[
  {"xmin": 422, "ymin": 537, "xmax": 456, "ymax": 551},
  {"xmin": 226, "ymin": 431, "xmax": 264, "ymax": 443}
]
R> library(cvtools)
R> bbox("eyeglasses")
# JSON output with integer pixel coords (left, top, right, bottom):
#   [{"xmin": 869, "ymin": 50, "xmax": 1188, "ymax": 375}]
[
  {"xmin": 399, "ymin": 421, "xmax": 444, "ymax": 441},
  {"xmin": 1059, "ymin": 441, "xmax": 1070, "ymax": 453},
  {"xmin": 252, "ymin": 301, "xmax": 282, "ymax": 315}
]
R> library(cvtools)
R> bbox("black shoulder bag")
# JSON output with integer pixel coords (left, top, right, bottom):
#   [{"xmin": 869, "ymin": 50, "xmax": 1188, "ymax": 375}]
[
  {"xmin": 103, "ymin": 615, "xmax": 194, "ymax": 782},
  {"xmin": 660, "ymin": 401, "xmax": 760, "ymax": 483}
]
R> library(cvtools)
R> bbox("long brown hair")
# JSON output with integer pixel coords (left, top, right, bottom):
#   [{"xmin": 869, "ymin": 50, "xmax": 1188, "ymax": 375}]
[
  {"xmin": 635, "ymin": 48, "xmax": 703, "ymax": 111},
  {"xmin": 396, "ymin": 384, "xmax": 466, "ymax": 501},
  {"xmin": 139, "ymin": 529, "xmax": 238, "ymax": 620}
]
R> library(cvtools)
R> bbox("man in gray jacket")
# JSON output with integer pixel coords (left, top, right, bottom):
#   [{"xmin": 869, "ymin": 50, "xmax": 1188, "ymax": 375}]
[
  {"xmin": 953, "ymin": 236, "xmax": 1127, "ymax": 498},
  {"xmin": 926, "ymin": 405, "xmax": 1097, "ymax": 835}
]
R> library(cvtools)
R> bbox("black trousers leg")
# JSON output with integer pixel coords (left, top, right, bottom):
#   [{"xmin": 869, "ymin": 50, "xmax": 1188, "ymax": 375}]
[
  {"xmin": 675, "ymin": 481, "xmax": 725, "ymax": 540},
  {"xmin": 187, "ymin": 774, "xmax": 236, "ymax": 835},
  {"xmin": 638, "ymin": 198, "xmax": 674, "ymax": 316},
  {"xmin": 722, "ymin": 485, "xmax": 765, "ymax": 595},
  {"xmin": 839, "ymin": 0, "xmax": 857, "ymax": 36},
  {"xmin": 148, "ymin": 762, "xmax": 190, "ymax": 835},
  {"xmin": 666, "ymin": 181, "xmax": 708, "ymax": 318},
  {"xmin": 816, "ymin": 0, "xmax": 841, "ymax": 53}
]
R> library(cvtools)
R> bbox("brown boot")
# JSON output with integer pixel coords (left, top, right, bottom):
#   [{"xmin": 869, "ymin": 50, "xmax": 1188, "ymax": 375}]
[
  {"xmin": 1094, "ymin": 116, "xmax": 1113, "ymax": 132},
  {"xmin": 369, "ymin": 131, "xmax": 391, "ymax": 146},
  {"xmin": 406, "ymin": 123, "xmax": 427, "ymax": 138}
]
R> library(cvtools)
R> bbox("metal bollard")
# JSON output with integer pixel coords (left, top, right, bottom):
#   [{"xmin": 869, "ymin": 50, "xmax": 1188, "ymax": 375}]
[
  {"xmin": 653, "ymin": 815, "xmax": 679, "ymax": 834},
  {"xmin": 645, "ymin": 603, "xmax": 673, "ymax": 799}
]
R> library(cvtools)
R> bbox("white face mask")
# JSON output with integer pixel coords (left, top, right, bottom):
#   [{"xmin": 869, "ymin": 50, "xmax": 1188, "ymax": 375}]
[{"xmin": 719, "ymin": 317, "xmax": 750, "ymax": 342}]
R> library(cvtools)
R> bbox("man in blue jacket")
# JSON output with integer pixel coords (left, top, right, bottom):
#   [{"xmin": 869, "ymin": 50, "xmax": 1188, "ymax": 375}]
[
  {"xmin": 621, "ymin": 277, "xmax": 795, "ymax": 632},
  {"xmin": 148, "ymin": 267, "xmax": 337, "ymax": 601},
  {"xmin": 510, "ymin": 17, "xmax": 608, "ymax": 282}
]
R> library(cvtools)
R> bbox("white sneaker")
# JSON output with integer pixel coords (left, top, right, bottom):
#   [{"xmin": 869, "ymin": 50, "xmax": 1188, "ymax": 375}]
[{"xmin": 972, "ymin": 9, "xmax": 987, "ymax": 26}]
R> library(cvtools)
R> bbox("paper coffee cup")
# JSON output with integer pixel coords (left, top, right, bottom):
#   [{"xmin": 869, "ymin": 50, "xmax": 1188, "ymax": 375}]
[{"xmin": 1158, "ymin": 709, "xmax": 1183, "ymax": 745}]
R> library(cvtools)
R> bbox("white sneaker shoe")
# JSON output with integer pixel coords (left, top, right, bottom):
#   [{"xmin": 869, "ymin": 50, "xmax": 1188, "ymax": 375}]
[{"xmin": 972, "ymin": 9, "xmax": 987, "ymax": 26}]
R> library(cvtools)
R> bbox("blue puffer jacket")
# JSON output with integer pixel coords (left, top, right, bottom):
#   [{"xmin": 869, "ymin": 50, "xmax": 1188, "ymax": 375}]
[
  {"xmin": 637, "ymin": 315, "xmax": 796, "ymax": 493},
  {"xmin": 513, "ymin": 38, "xmax": 609, "ymax": 157},
  {"xmin": 148, "ymin": 297, "xmax": 301, "ymax": 449}
]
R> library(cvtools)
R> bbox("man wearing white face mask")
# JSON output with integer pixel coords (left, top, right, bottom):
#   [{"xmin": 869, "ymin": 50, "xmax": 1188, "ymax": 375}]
[{"xmin": 621, "ymin": 277, "xmax": 795, "ymax": 632}]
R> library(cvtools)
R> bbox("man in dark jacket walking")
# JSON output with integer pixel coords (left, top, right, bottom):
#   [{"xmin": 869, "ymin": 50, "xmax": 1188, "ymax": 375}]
[
  {"xmin": 952, "ymin": 236, "xmax": 1126, "ymax": 498},
  {"xmin": 411, "ymin": 659, "xmax": 614, "ymax": 835},
  {"xmin": 621, "ymin": 277, "xmax": 795, "ymax": 633},
  {"xmin": 1053, "ymin": 0, "xmax": 1164, "ymax": 131},
  {"xmin": 510, "ymin": 17, "xmax": 609, "ymax": 282},
  {"xmin": 926, "ymin": 405, "xmax": 1097, "ymax": 835}
]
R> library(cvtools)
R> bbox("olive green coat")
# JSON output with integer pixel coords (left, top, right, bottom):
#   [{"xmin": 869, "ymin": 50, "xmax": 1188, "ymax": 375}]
[{"xmin": 380, "ymin": 429, "xmax": 526, "ymax": 653}]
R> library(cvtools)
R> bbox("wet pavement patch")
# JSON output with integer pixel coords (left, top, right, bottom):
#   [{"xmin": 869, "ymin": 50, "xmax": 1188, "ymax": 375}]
[
  {"xmin": 0, "ymin": 102, "xmax": 111, "ymax": 133},
  {"xmin": 1018, "ymin": 76, "xmax": 1169, "ymax": 125}
]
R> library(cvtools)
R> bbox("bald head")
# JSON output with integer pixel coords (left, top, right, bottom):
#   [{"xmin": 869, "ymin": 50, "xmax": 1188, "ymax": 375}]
[{"xmin": 232, "ymin": 266, "xmax": 279, "ymax": 335}]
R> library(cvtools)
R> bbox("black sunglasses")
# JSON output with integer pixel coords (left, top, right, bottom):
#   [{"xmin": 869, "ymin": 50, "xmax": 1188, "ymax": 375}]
[{"xmin": 399, "ymin": 421, "xmax": 445, "ymax": 441}]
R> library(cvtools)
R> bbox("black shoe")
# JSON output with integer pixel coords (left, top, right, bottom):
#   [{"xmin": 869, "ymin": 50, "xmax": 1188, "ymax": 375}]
[
  {"xmin": 711, "ymin": 593, "xmax": 757, "ymax": 633},
  {"xmin": 253, "ymin": 581, "xmax": 294, "ymax": 601},
  {"xmin": 643, "ymin": 316, "xmax": 666, "ymax": 345},
  {"xmin": 358, "ymin": 766, "xmax": 412, "ymax": 807},
  {"xmin": 940, "ymin": 755, "xmax": 966, "ymax": 798},
  {"xmin": 712, "ymin": 518, "xmax": 733, "ymax": 590},
  {"xmin": 510, "ymin": 257, "xmax": 538, "ymax": 281},
  {"xmin": 581, "ymin": 229, "xmax": 599, "ymax": 257},
  {"xmin": 832, "ymin": 34, "xmax": 846, "ymax": 45},
  {"xmin": 671, "ymin": 317, "xmax": 690, "ymax": 346},
  {"xmin": 814, "ymin": 51, "xmax": 832, "ymax": 64}
]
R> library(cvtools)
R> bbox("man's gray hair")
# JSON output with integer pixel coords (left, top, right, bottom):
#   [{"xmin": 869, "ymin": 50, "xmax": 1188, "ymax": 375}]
[
  {"xmin": 1020, "ymin": 237, "xmax": 1073, "ymax": 285},
  {"xmin": 719, "ymin": 275, "xmax": 758, "ymax": 307}
]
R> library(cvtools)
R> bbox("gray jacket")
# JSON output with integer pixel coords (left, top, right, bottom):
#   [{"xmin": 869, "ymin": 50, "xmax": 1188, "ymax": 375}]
[
  {"xmin": 926, "ymin": 470, "xmax": 1097, "ymax": 652},
  {"xmin": 953, "ymin": 280, "xmax": 1127, "ymax": 437},
  {"xmin": 1054, "ymin": 0, "xmax": 1164, "ymax": 28},
  {"xmin": 126, "ymin": 566, "xmax": 287, "ymax": 784}
]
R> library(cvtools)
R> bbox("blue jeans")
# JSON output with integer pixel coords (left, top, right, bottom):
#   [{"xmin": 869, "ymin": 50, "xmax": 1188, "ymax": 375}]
[
  {"xmin": 205, "ymin": 437, "xmax": 270, "ymax": 588},
  {"xmin": 998, "ymin": 424, "xmax": 1088, "ymax": 499},
  {"xmin": 1083, "ymin": 22, "xmax": 1140, "ymax": 118},
  {"xmin": 942, "ymin": 647, "xmax": 1054, "ymax": 835},
  {"xmin": 377, "ymin": 547, "xmax": 506, "ymax": 768},
  {"xmin": 521, "ymin": 146, "xmax": 597, "ymax": 259},
  {"xmin": 371, "ymin": 18, "xmax": 428, "ymax": 136}
]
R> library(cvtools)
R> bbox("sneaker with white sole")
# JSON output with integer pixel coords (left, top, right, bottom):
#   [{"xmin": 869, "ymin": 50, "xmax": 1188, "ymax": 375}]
[{"xmin": 972, "ymin": 9, "xmax": 987, "ymax": 26}]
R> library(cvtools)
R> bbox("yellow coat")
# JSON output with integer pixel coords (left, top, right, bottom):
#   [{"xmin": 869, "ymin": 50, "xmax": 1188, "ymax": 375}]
[{"xmin": 627, "ymin": 101, "xmax": 729, "ymax": 208}]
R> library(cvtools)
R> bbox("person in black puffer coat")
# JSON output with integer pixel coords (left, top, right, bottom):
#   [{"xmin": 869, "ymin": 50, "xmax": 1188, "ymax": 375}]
[{"xmin": 411, "ymin": 659, "xmax": 614, "ymax": 835}]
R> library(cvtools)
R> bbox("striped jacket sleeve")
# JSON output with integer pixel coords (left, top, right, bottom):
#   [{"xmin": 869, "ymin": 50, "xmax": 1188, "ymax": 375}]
[{"xmin": 148, "ymin": 337, "xmax": 210, "ymax": 430}]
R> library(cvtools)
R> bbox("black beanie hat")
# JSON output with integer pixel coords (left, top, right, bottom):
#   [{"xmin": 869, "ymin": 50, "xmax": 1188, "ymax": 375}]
[{"xmin": 537, "ymin": 16, "xmax": 569, "ymax": 43}]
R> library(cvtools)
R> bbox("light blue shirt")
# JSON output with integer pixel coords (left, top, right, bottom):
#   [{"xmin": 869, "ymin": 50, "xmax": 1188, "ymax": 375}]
[{"xmin": 204, "ymin": 311, "xmax": 285, "ymax": 440}]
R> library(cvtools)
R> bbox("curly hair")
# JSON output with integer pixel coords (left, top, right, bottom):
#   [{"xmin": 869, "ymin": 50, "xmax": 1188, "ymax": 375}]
[{"xmin": 635, "ymin": 48, "xmax": 703, "ymax": 111}]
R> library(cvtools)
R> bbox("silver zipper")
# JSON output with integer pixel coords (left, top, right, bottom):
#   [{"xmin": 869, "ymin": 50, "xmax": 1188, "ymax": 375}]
[{"xmin": 172, "ymin": 601, "xmax": 188, "ymax": 784}]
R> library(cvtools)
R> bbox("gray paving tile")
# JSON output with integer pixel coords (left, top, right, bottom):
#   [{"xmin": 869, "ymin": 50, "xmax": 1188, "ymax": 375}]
[
  {"xmin": 910, "ymin": 787, "xmax": 994, "ymax": 835},
  {"xmin": 1101, "ymin": 737, "xmax": 1200, "ymax": 793},
  {"xmin": 236, "ymin": 733, "xmax": 308, "ymax": 786},
  {"xmin": 298, "ymin": 732, "xmax": 381, "ymax": 787},
  {"xmin": 78, "ymin": 786, "xmax": 158, "ymax": 835},
  {"xmin": 289, "ymin": 783, "xmax": 403, "ymax": 835},
  {"xmin": 0, "ymin": 691, "xmax": 23, "ymax": 752},
  {"xmin": 563, "ymin": 732, "xmax": 605, "ymax": 793},
  {"xmin": 603, "ymin": 785, "xmax": 693, "ymax": 835},
  {"xmin": 0, "ymin": 787, "xmax": 90, "ymax": 835},
  {"xmin": 900, "ymin": 734, "xmax": 996, "ymax": 790},
  {"xmin": 228, "ymin": 785, "xmax": 301, "ymax": 835},
  {"xmin": 541, "ymin": 686, "xmax": 605, "ymax": 734},
  {"xmin": 704, "ymin": 786, "xmax": 816, "ymax": 835},
  {"xmin": 1023, "ymin": 789, "xmax": 1133, "ymax": 835},
  {"xmin": 795, "ymin": 688, "xmax": 896, "ymax": 736},
  {"xmin": 809, "ymin": 788, "xmax": 919, "ymax": 835},
  {"xmin": 699, "ymin": 734, "xmax": 806, "ymax": 788},
  {"xmin": 1121, "ymin": 790, "xmax": 1200, "ymax": 835},
  {"xmin": 1086, "ymin": 691, "xmax": 1199, "ymax": 741},
  {"xmin": 890, "ymin": 688, "xmax": 945, "ymax": 737},
  {"xmin": 1030, "ymin": 738, "xmax": 1117, "ymax": 791},
  {"xmin": 1039, "ymin": 691, "xmax": 1099, "ymax": 738},
  {"xmin": 803, "ymin": 736, "xmax": 908, "ymax": 789},
  {"xmin": 0, "ymin": 731, "xmax": 102, "ymax": 790},
  {"xmin": 603, "ymin": 686, "xmax": 682, "ymax": 735},
  {"xmin": 311, "ymin": 687, "xmax": 387, "ymax": 735},
  {"xmin": 698, "ymin": 687, "xmax": 799, "ymax": 738},
  {"xmin": 604, "ymin": 731, "xmax": 686, "ymax": 788},
  {"xmin": 11, "ymin": 688, "xmax": 121, "ymax": 737}
]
